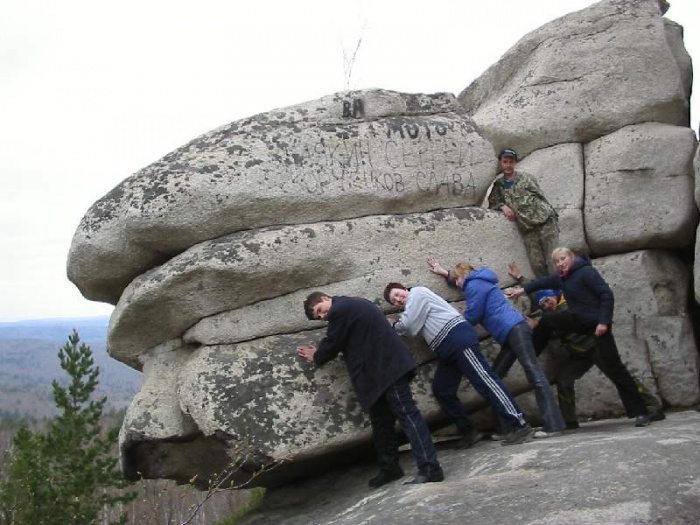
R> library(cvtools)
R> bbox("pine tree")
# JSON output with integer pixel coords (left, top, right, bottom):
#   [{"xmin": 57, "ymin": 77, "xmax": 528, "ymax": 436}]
[{"xmin": 0, "ymin": 331, "xmax": 135, "ymax": 525}]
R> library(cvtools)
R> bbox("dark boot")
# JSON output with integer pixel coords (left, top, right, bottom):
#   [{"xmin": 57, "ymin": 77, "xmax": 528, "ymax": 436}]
[
  {"xmin": 403, "ymin": 468, "xmax": 444, "ymax": 484},
  {"xmin": 454, "ymin": 427, "xmax": 484, "ymax": 449},
  {"xmin": 368, "ymin": 466, "xmax": 404, "ymax": 488}
]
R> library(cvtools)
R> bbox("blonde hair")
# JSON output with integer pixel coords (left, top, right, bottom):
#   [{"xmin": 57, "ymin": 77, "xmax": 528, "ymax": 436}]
[
  {"xmin": 551, "ymin": 247, "xmax": 575, "ymax": 262},
  {"xmin": 451, "ymin": 261, "xmax": 475, "ymax": 280}
]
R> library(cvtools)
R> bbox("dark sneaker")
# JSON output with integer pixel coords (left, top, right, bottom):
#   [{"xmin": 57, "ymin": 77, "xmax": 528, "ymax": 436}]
[
  {"xmin": 454, "ymin": 428, "xmax": 484, "ymax": 449},
  {"xmin": 368, "ymin": 467, "xmax": 404, "ymax": 488},
  {"xmin": 634, "ymin": 414, "xmax": 651, "ymax": 427},
  {"xmin": 501, "ymin": 424, "xmax": 535, "ymax": 446},
  {"xmin": 649, "ymin": 410, "xmax": 666, "ymax": 422},
  {"xmin": 403, "ymin": 470, "xmax": 445, "ymax": 484},
  {"xmin": 565, "ymin": 421, "xmax": 580, "ymax": 430}
]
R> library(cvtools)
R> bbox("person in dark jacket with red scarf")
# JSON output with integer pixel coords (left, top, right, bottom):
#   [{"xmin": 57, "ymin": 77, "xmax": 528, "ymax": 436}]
[
  {"xmin": 508, "ymin": 247, "xmax": 651, "ymax": 427},
  {"xmin": 296, "ymin": 292, "xmax": 444, "ymax": 487}
]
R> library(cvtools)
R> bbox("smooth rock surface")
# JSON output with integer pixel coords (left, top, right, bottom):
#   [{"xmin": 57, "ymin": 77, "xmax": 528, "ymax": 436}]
[{"xmin": 239, "ymin": 411, "xmax": 700, "ymax": 525}]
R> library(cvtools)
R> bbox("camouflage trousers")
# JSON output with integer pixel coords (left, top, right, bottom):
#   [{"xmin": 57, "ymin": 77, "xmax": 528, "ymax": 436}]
[{"xmin": 521, "ymin": 217, "xmax": 559, "ymax": 278}]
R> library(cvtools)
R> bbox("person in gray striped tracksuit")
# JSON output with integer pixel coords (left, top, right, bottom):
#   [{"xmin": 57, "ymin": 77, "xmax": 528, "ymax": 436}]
[{"xmin": 384, "ymin": 283, "xmax": 534, "ymax": 446}]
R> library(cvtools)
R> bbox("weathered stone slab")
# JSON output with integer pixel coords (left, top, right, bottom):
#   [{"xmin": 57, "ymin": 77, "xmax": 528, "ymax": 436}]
[
  {"xmin": 517, "ymin": 143, "xmax": 584, "ymax": 210},
  {"xmin": 108, "ymin": 208, "xmax": 533, "ymax": 367},
  {"xmin": 663, "ymin": 18, "xmax": 693, "ymax": 103},
  {"xmin": 118, "ymin": 340, "xmax": 199, "ymax": 458},
  {"xmin": 458, "ymin": 0, "xmax": 689, "ymax": 157},
  {"xmin": 584, "ymin": 123, "xmax": 698, "ymax": 254},
  {"xmin": 120, "ymin": 329, "xmax": 499, "ymax": 488},
  {"xmin": 67, "ymin": 89, "xmax": 497, "ymax": 304}
]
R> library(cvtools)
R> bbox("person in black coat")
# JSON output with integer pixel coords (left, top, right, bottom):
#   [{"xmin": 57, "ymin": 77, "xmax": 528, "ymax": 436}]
[
  {"xmin": 508, "ymin": 247, "xmax": 651, "ymax": 427},
  {"xmin": 296, "ymin": 292, "xmax": 443, "ymax": 487}
]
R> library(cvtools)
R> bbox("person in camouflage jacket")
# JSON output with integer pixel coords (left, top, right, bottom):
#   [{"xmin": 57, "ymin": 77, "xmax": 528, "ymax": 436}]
[{"xmin": 488, "ymin": 148, "xmax": 558, "ymax": 277}]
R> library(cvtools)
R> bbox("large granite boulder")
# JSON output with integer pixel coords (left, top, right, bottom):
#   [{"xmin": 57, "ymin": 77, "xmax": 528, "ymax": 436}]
[
  {"xmin": 117, "ymin": 248, "xmax": 698, "ymax": 488},
  {"xmin": 458, "ymin": 0, "xmax": 691, "ymax": 157},
  {"xmin": 65, "ymin": 0, "xmax": 700, "ymax": 494},
  {"xmin": 67, "ymin": 90, "xmax": 496, "ymax": 304},
  {"xmin": 584, "ymin": 123, "xmax": 697, "ymax": 254},
  {"xmin": 119, "ymin": 332, "xmax": 500, "ymax": 488},
  {"xmin": 108, "ymin": 208, "xmax": 531, "ymax": 367}
]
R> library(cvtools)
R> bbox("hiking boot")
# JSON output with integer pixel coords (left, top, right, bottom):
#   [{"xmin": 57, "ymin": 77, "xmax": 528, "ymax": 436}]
[
  {"xmin": 368, "ymin": 466, "xmax": 404, "ymax": 488},
  {"xmin": 634, "ymin": 414, "xmax": 651, "ymax": 427},
  {"xmin": 501, "ymin": 424, "xmax": 535, "ymax": 446},
  {"xmin": 454, "ymin": 428, "xmax": 484, "ymax": 449}
]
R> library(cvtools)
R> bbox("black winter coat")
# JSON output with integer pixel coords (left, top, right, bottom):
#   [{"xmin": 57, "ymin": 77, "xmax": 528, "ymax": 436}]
[
  {"xmin": 314, "ymin": 296, "xmax": 416, "ymax": 411},
  {"xmin": 524, "ymin": 257, "xmax": 615, "ymax": 326}
]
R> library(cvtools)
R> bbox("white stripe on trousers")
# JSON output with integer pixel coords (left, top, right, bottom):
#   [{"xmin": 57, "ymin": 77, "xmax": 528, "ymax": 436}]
[{"xmin": 462, "ymin": 346, "xmax": 525, "ymax": 425}]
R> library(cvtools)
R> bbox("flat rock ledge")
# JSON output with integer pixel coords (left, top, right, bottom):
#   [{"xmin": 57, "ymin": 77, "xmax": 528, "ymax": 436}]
[{"xmin": 239, "ymin": 410, "xmax": 700, "ymax": 525}]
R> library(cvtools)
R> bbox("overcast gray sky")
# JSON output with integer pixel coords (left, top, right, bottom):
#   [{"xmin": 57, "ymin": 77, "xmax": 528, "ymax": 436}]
[{"xmin": 1, "ymin": 0, "xmax": 698, "ymax": 322}]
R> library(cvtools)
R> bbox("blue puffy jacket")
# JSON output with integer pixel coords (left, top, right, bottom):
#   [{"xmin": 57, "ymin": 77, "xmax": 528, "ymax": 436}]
[{"xmin": 463, "ymin": 268, "xmax": 524, "ymax": 345}]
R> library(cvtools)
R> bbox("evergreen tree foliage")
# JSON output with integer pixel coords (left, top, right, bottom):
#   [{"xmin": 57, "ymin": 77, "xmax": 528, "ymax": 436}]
[{"xmin": 0, "ymin": 331, "xmax": 135, "ymax": 525}]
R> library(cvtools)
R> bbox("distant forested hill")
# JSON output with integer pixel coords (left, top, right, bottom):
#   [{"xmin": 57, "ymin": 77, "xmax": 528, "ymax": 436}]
[{"xmin": 0, "ymin": 317, "xmax": 141, "ymax": 420}]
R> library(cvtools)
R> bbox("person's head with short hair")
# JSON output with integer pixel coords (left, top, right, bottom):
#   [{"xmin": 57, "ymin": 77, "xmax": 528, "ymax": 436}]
[
  {"xmin": 384, "ymin": 282, "xmax": 409, "ymax": 307},
  {"xmin": 303, "ymin": 291, "xmax": 332, "ymax": 321},
  {"xmin": 451, "ymin": 261, "xmax": 475, "ymax": 288},
  {"xmin": 498, "ymin": 148, "xmax": 518, "ymax": 177},
  {"xmin": 536, "ymin": 289, "xmax": 560, "ymax": 312},
  {"xmin": 551, "ymin": 247, "xmax": 576, "ymax": 275}
]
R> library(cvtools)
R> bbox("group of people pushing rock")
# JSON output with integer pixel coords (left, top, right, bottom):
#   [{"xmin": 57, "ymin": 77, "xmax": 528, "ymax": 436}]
[{"xmin": 295, "ymin": 148, "xmax": 664, "ymax": 487}]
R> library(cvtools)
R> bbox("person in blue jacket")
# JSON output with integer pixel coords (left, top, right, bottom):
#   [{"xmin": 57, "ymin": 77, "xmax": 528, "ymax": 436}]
[
  {"xmin": 427, "ymin": 257, "xmax": 565, "ymax": 437},
  {"xmin": 508, "ymin": 247, "xmax": 652, "ymax": 427}
]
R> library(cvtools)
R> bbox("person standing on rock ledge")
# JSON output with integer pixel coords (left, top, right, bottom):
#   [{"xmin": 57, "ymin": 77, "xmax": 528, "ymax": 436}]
[
  {"xmin": 508, "ymin": 247, "xmax": 652, "ymax": 427},
  {"xmin": 296, "ymin": 292, "xmax": 444, "ymax": 487},
  {"xmin": 424, "ymin": 257, "xmax": 566, "ymax": 439},
  {"xmin": 383, "ymin": 283, "xmax": 535, "ymax": 446},
  {"xmin": 488, "ymin": 147, "xmax": 559, "ymax": 278}
]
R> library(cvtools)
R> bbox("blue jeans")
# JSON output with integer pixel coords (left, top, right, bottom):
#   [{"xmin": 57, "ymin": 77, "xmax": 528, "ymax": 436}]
[
  {"xmin": 492, "ymin": 322, "xmax": 565, "ymax": 432},
  {"xmin": 433, "ymin": 322, "xmax": 527, "ymax": 431},
  {"xmin": 369, "ymin": 373, "xmax": 442, "ymax": 478}
]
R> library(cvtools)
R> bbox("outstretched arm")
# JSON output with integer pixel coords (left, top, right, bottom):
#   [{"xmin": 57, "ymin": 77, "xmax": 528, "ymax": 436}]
[{"xmin": 426, "ymin": 256, "xmax": 449, "ymax": 278}]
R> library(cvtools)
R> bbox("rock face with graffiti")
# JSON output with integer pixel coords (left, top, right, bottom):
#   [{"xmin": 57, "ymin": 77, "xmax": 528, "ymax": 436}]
[
  {"xmin": 68, "ymin": 91, "xmax": 494, "ymax": 305},
  {"xmin": 68, "ymin": 0, "xmax": 700, "ymax": 489}
]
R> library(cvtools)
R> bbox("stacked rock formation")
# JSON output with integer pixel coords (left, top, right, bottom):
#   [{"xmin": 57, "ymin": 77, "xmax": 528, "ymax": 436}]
[{"xmin": 67, "ymin": 0, "xmax": 700, "ymax": 488}]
